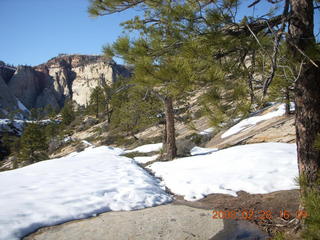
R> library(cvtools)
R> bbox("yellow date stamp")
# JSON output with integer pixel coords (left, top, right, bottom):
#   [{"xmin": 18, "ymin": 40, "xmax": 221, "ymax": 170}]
[{"xmin": 211, "ymin": 209, "xmax": 308, "ymax": 221}]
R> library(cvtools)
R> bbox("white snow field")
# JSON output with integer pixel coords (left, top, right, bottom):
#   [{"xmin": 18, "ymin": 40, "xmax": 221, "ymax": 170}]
[
  {"xmin": 125, "ymin": 143, "xmax": 163, "ymax": 153},
  {"xmin": 221, "ymin": 103, "xmax": 295, "ymax": 138},
  {"xmin": 148, "ymin": 143, "xmax": 298, "ymax": 201},
  {"xmin": 0, "ymin": 146, "xmax": 172, "ymax": 240}
]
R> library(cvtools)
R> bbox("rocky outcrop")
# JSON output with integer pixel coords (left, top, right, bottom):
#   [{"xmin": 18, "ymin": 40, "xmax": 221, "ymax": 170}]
[
  {"xmin": 8, "ymin": 66, "xmax": 45, "ymax": 109},
  {"xmin": 35, "ymin": 54, "xmax": 131, "ymax": 107},
  {"xmin": 0, "ymin": 63, "xmax": 15, "ymax": 83},
  {"xmin": 0, "ymin": 75, "xmax": 21, "ymax": 118},
  {"xmin": 0, "ymin": 54, "xmax": 131, "ymax": 117}
]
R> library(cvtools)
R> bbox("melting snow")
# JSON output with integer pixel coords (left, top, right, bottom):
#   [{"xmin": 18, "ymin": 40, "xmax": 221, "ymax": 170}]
[
  {"xmin": 199, "ymin": 127, "xmax": 214, "ymax": 135},
  {"xmin": 134, "ymin": 155, "xmax": 159, "ymax": 164},
  {"xmin": 125, "ymin": 143, "xmax": 163, "ymax": 153},
  {"xmin": 221, "ymin": 103, "xmax": 295, "ymax": 139},
  {"xmin": 148, "ymin": 143, "xmax": 298, "ymax": 201},
  {"xmin": 0, "ymin": 146, "xmax": 171, "ymax": 240},
  {"xmin": 190, "ymin": 146, "xmax": 218, "ymax": 156}
]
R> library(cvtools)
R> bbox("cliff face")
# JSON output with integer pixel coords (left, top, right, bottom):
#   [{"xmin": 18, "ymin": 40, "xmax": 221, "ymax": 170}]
[{"xmin": 0, "ymin": 54, "xmax": 131, "ymax": 118}]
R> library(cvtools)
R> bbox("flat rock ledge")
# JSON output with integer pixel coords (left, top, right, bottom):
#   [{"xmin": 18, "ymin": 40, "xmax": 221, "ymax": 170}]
[{"xmin": 24, "ymin": 204, "xmax": 224, "ymax": 240}]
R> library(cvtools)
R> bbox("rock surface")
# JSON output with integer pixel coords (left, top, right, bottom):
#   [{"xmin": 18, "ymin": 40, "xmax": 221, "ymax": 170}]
[
  {"xmin": 24, "ymin": 205, "xmax": 224, "ymax": 240},
  {"xmin": 0, "ymin": 55, "xmax": 131, "ymax": 117},
  {"xmin": 0, "ymin": 75, "xmax": 21, "ymax": 118}
]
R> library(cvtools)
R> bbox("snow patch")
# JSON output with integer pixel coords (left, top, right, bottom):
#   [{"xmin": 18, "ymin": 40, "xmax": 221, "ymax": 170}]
[
  {"xmin": 199, "ymin": 127, "xmax": 214, "ymax": 135},
  {"xmin": 0, "ymin": 146, "xmax": 171, "ymax": 240},
  {"xmin": 125, "ymin": 143, "xmax": 163, "ymax": 153},
  {"xmin": 221, "ymin": 103, "xmax": 295, "ymax": 139},
  {"xmin": 148, "ymin": 143, "xmax": 298, "ymax": 201},
  {"xmin": 190, "ymin": 146, "xmax": 218, "ymax": 156},
  {"xmin": 17, "ymin": 99, "xmax": 30, "ymax": 113},
  {"xmin": 134, "ymin": 155, "xmax": 159, "ymax": 164}
]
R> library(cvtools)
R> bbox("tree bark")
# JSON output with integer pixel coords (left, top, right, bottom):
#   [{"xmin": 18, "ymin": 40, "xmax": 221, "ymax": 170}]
[
  {"xmin": 163, "ymin": 96, "xmax": 177, "ymax": 160},
  {"xmin": 288, "ymin": 0, "xmax": 320, "ymax": 190},
  {"xmin": 285, "ymin": 87, "xmax": 291, "ymax": 116}
]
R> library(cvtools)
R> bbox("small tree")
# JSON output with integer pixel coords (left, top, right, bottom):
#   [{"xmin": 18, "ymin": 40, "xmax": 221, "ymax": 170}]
[
  {"xmin": 61, "ymin": 100, "xmax": 75, "ymax": 125},
  {"xmin": 110, "ymin": 85, "xmax": 161, "ymax": 139},
  {"xmin": 29, "ymin": 108, "xmax": 40, "ymax": 121},
  {"xmin": 19, "ymin": 123, "xmax": 48, "ymax": 163},
  {"xmin": 88, "ymin": 86, "xmax": 105, "ymax": 118}
]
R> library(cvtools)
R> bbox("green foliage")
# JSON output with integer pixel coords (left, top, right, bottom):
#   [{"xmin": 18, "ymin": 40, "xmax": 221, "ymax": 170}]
[
  {"xmin": 19, "ymin": 123, "xmax": 48, "ymax": 163},
  {"xmin": 44, "ymin": 104, "xmax": 58, "ymax": 118},
  {"xmin": 298, "ymin": 135, "xmax": 320, "ymax": 239},
  {"xmin": 272, "ymin": 232, "xmax": 286, "ymax": 240},
  {"xmin": 87, "ymin": 86, "xmax": 106, "ymax": 118},
  {"xmin": 110, "ymin": 84, "xmax": 162, "ymax": 137},
  {"xmin": 301, "ymin": 188, "xmax": 320, "ymax": 240},
  {"xmin": 61, "ymin": 100, "xmax": 75, "ymax": 125},
  {"xmin": 314, "ymin": 134, "xmax": 320, "ymax": 150},
  {"xmin": 30, "ymin": 108, "xmax": 40, "ymax": 121},
  {"xmin": 44, "ymin": 122, "xmax": 61, "ymax": 139}
]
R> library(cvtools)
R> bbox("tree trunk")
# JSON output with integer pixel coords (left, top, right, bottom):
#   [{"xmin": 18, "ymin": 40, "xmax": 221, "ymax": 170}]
[
  {"xmin": 106, "ymin": 103, "xmax": 112, "ymax": 124},
  {"xmin": 285, "ymin": 87, "xmax": 291, "ymax": 116},
  {"xmin": 288, "ymin": 0, "xmax": 320, "ymax": 190},
  {"xmin": 163, "ymin": 96, "xmax": 177, "ymax": 160}
]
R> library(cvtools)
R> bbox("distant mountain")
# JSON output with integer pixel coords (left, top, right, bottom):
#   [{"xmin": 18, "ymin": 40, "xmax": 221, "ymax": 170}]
[{"xmin": 0, "ymin": 55, "xmax": 131, "ymax": 119}]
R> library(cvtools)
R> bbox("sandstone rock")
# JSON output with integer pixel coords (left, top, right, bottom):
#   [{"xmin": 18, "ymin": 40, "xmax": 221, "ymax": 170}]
[
  {"xmin": 1, "ymin": 55, "xmax": 130, "ymax": 118},
  {"xmin": 36, "ymin": 54, "xmax": 131, "ymax": 107}
]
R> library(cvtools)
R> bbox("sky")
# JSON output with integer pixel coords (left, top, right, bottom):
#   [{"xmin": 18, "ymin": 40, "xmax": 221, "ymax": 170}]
[
  {"xmin": 0, "ymin": 0, "xmax": 319, "ymax": 66},
  {"xmin": 0, "ymin": 0, "xmax": 137, "ymax": 66}
]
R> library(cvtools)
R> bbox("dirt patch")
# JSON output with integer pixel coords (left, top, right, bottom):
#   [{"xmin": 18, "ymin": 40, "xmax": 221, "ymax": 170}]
[{"xmin": 174, "ymin": 189, "xmax": 301, "ymax": 238}]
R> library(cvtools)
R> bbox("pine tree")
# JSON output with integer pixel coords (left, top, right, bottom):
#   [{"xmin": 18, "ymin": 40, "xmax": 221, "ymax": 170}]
[
  {"xmin": 89, "ymin": 1, "xmax": 320, "ymax": 226},
  {"xmin": 110, "ymin": 85, "xmax": 161, "ymax": 139},
  {"xmin": 19, "ymin": 123, "xmax": 48, "ymax": 163},
  {"xmin": 98, "ymin": 1, "xmax": 199, "ymax": 159},
  {"xmin": 88, "ymin": 86, "xmax": 105, "ymax": 118},
  {"xmin": 61, "ymin": 100, "xmax": 75, "ymax": 125}
]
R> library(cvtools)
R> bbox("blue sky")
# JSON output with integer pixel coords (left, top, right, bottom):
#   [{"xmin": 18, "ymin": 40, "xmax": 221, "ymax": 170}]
[
  {"xmin": 0, "ymin": 0, "xmax": 136, "ymax": 66},
  {"xmin": 0, "ymin": 0, "xmax": 319, "ymax": 66}
]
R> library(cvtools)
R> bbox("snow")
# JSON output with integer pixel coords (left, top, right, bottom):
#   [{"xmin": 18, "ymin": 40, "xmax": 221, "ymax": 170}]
[
  {"xmin": 0, "ymin": 146, "xmax": 171, "ymax": 240},
  {"xmin": 0, "ymin": 119, "xmax": 60, "ymax": 135},
  {"xmin": 63, "ymin": 136, "xmax": 73, "ymax": 143},
  {"xmin": 0, "ymin": 119, "xmax": 25, "ymax": 134},
  {"xmin": 17, "ymin": 99, "xmax": 30, "ymax": 113},
  {"xmin": 190, "ymin": 146, "xmax": 218, "ymax": 156},
  {"xmin": 147, "ymin": 143, "xmax": 298, "ymax": 201},
  {"xmin": 199, "ymin": 127, "xmax": 214, "ymax": 135},
  {"xmin": 134, "ymin": 155, "xmax": 159, "ymax": 164},
  {"xmin": 81, "ymin": 140, "xmax": 93, "ymax": 146},
  {"xmin": 221, "ymin": 103, "xmax": 295, "ymax": 139},
  {"xmin": 125, "ymin": 143, "xmax": 163, "ymax": 153}
]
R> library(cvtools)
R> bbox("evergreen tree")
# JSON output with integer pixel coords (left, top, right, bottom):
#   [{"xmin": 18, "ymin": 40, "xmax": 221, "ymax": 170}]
[
  {"xmin": 44, "ymin": 104, "xmax": 58, "ymax": 119},
  {"xmin": 30, "ymin": 108, "xmax": 39, "ymax": 121},
  {"xmin": 19, "ymin": 123, "xmax": 48, "ymax": 163},
  {"xmin": 61, "ymin": 100, "xmax": 75, "ymax": 125},
  {"xmin": 88, "ymin": 86, "xmax": 105, "ymax": 118},
  {"xmin": 99, "ymin": 1, "xmax": 199, "ymax": 159},
  {"xmin": 110, "ymin": 85, "xmax": 161, "ymax": 139},
  {"xmin": 89, "ymin": 1, "xmax": 320, "ymax": 231},
  {"xmin": 103, "ymin": 84, "xmax": 114, "ymax": 123}
]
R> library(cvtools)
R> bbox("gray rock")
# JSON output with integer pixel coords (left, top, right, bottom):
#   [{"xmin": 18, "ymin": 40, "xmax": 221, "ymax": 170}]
[
  {"xmin": 0, "ymin": 75, "xmax": 21, "ymax": 118},
  {"xmin": 8, "ymin": 66, "xmax": 41, "ymax": 109},
  {"xmin": 24, "ymin": 205, "xmax": 224, "ymax": 240},
  {"xmin": 176, "ymin": 138, "xmax": 196, "ymax": 157}
]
